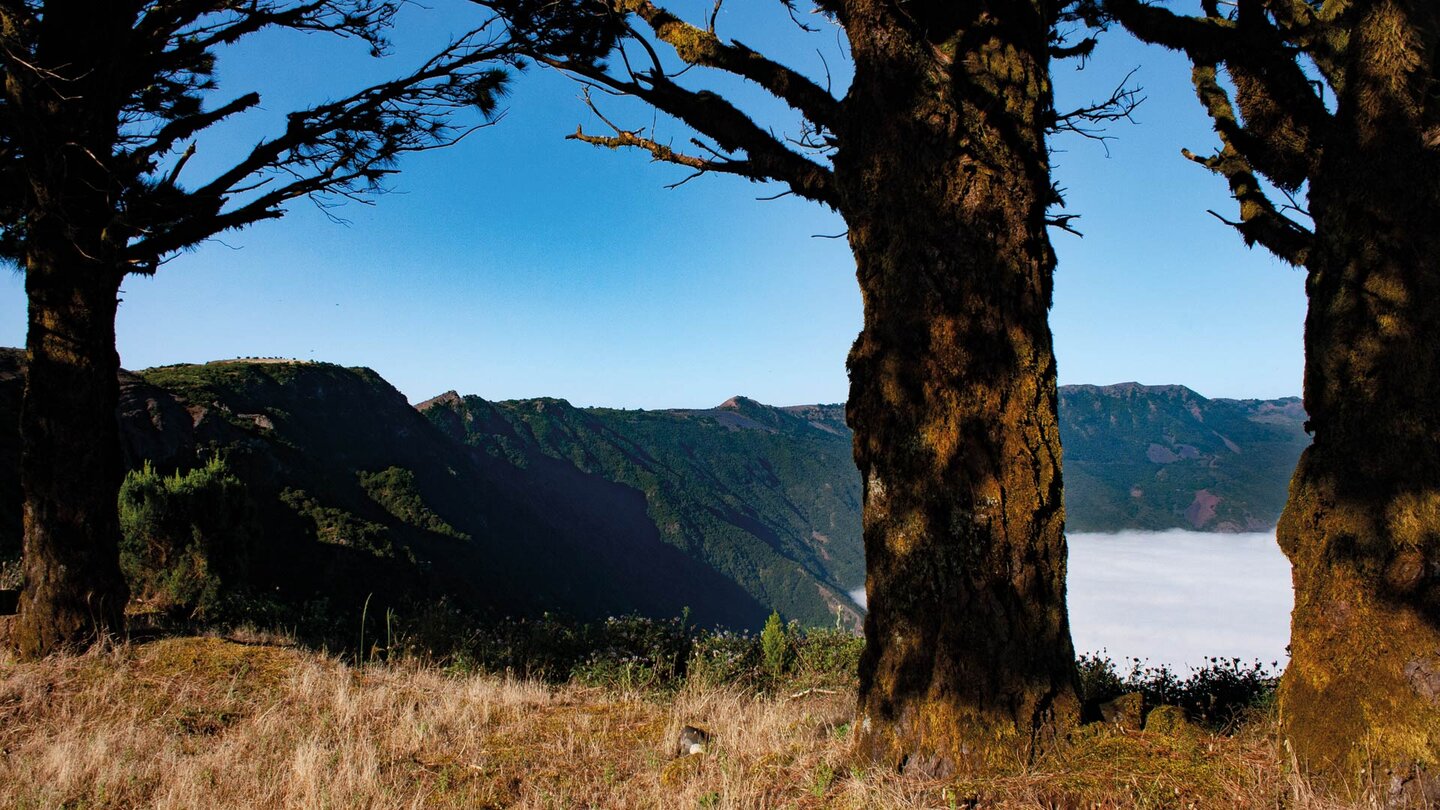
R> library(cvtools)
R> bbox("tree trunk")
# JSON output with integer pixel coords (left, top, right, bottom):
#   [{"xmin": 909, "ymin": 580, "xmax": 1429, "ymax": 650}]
[
  {"xmin": 1276, "ymin": 2, "xmax": 1440, "ymax": 799},
  {"xmin": 838, "ymin": 1, "xmax": 1080, "ymax": 776},
  {"xmin": 5, "ymin": 3, "xmax": 137, "ymax": 658},
  {"xmin": 12, "ymin": 232, "xmax": 130, "ymax": 658}
]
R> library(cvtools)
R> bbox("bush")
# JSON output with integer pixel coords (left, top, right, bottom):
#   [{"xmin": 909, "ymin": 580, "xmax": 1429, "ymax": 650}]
[
  {"xmin": 118, "ymin": 457, "xmax": 260, "ymax": 619},
  {"xmin": 793, "ymin": 627, "xmax": 864, "ymax": 688},
  {"xmin": 382, "ymin": 604, "xmax": 864, "ymax": 693},
  {"xmin": 761, "ymin": 610, "xmax": 794, "ymax": 681},
  {"xmin": 1078, "ymin": 651, "xmax": 1281, "ymax": 730},
  {"xmin": 571, "ymin": 613, "xmax": 693, "ymax": 690},
  {"xmin": 687, "ymin": 629, "xmax": 762, "ymax": 688}
]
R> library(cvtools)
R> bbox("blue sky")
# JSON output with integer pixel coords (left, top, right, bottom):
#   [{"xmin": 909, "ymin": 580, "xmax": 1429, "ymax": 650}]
[{"xmin": 0, "ymin": 2, "xmax": 1307, "ymax": 408}]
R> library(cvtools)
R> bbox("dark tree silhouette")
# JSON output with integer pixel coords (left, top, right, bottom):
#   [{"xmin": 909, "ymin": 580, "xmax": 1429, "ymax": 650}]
[
  {"xmin": 1102, "ymin": 0, "xmax": 1440, "ymax": 799},
  {"xmin": 480, "ymin": 0, "xmax": 1136, "ymax": 774},
  {"xmin": 0, "ymin": 1, "xmax": 512, "ymax": 658}
]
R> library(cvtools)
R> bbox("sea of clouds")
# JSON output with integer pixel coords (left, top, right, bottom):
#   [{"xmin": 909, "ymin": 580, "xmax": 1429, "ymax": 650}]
[{"xmin": 849, "ymin": 529, "xmax": 1293, "ymax": 672}]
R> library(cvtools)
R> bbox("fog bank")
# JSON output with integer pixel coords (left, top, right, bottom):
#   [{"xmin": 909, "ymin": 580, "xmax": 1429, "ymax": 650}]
[{"xmin": 850, "ymin": 530, "xmax": 1293, "ymax": 671}]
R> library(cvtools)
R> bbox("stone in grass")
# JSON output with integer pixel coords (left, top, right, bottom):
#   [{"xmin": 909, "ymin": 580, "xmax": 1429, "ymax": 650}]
[
  {"xmin": 1098, "ymin": 692, "xmax": 1145, "ymax": 730},
  {"xmin": 660, "ymin": 727, "xmax": 711, "ymax": 788},
  {"xmin": 674, "ymin": 725, "xmax": 712, "ymax": 757}
]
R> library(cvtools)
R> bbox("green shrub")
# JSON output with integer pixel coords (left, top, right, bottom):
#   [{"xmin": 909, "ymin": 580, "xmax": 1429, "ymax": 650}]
[
  {"xmin": 118, "ymin": 456, "xmax": 259, "ymax": 618},
  {"xmin": 687, "ymin": 630, "xmax": 762, "ymax": 688},
  {"xmin": 279, "ymin": 487, "xmax": 396, "ymax": 558},
  {"xmin": 571, "ymin": 614, "xmax": 692, "ymax": 690},
  {"xmin": 1078, "ymin": 651, "xmax": 1281, "ymax": 730},
  {"xmin": 761, "ymin": 611, "xmax": 795, "ymax": 681},
  {"xmin": 356, "ymin": 466, "xmax": 468, "ymax": 540},
  {"xmin": 793, "ymin": 627, "xmax": 864, "ymax": 688},
  {"xmin": 1077, "ymin": 651, "xmax": 1126, "ymax": 705}
]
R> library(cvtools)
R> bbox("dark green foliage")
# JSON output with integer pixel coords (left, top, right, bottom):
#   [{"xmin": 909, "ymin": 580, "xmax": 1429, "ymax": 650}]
[
  {"xmin": 356, "ymin": 466, "xmax": 468, "ymax": 541},
  {"xmin": 761, "ymin": 610, "xmax": 794, "ymax": 680},
  {"xmin": 686, "ymin": 629, "xmax": 765, "ymax": 688},
  {"xmin": 793, "ymin": 626, "xmax": 864, "ymax": 686},
  {"xmin": 1078, "ymin": 652, "xmax": 1280, "ymax": 730},
  {"xmin": 388, "ymin": 602, "xmax": 862, "ymax": 693},
  {"xmin": 570, "ymin": 613, "xmax": 695, "ymax": 690},
  {"xmin": 118, "ymin": 457, "xmax": 259, "ymax": 618},
  {"xmin": 279, "ymin": 488, "xmax": 397, "ymax": 558}
]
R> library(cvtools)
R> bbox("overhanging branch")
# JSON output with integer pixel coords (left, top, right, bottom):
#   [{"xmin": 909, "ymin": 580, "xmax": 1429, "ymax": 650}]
[
  {"xmin": 620, "ymin": 0, "xmax": 842, "ymax": 133},
  {"xmin": 541, "ymin": 52, "xmax": 837, "ymax": 207},
  {"xmin": 1186, "ymin": 61, "xmax": 1313, "ymax": 265}
]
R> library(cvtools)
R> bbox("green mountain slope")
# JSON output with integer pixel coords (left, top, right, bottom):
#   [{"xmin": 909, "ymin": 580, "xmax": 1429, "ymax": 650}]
[
  {"xmin": 421, "ymin": 394, "xmax": 862, "ymax": 628},
  {"xmin": 0, "ymin": 353, "xmax": 768, "ymax": 629},
  {"xmin": 0, "ymin": 348, "xmax": 1310, "ymax": 630},
  {"xmin": 1058, "ymin": 383, "xmax": 1310, "ymax": 532}
]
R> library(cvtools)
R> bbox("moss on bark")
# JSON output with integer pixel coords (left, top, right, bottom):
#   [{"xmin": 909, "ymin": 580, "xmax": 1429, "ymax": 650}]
[
  {"xmin": 1274, "ymin": 2, "xmax": 1440, "ymax": 798},
  {"xmin": 838, "ymin": 0, "xmax": 1080, "ymax": 775}
]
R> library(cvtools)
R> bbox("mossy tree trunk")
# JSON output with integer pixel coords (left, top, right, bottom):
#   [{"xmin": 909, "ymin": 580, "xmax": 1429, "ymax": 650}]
[
  {"xmin": 15, "ymin": 238, "xmax": 130, "ymax": 657},
  {"xmin": 8, "ymin": 7, "xmax": 132, "ymax": 657},
  {"xmin": 492, "ymin": 0, "xmax": 1085, "ymax": 775},
  {"xmin": 1275, "ymin": 2, "xmax": 1440, "ymax": 796},
  {"xmin": 1105, "ymin": 0, "xmax": 1440, "ymax": 797},
  {"xmin": 838, "ymin": 1, "xmax": 1079, "ymax": 776}
]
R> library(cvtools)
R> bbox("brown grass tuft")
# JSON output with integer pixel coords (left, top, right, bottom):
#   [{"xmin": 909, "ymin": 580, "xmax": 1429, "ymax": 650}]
[{"xmin": 0, "ymin": 636, "xmax": 1384, "ymax": 808}]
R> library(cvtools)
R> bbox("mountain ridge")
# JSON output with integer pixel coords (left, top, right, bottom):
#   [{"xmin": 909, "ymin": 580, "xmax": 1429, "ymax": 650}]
[{"xmin": 0, "ymin": 349, "xmax": 1309, "ymax": 630}]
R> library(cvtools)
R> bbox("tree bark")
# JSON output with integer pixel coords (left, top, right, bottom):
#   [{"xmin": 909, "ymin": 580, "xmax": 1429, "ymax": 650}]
[
  {"xmin": 1275, "ymin": 2, "xmax": 1440, "ymax": 798},
  {"xmin": 8, "ymin": 6, "xmax": 134, "ymax": 658},
  {"xmin": 838, "ymin": 0, "xmax": 1080, "ymax": 776},
  {"xmin": 13, "ymin": 235, "xmax": 129, "ymax": 658}
]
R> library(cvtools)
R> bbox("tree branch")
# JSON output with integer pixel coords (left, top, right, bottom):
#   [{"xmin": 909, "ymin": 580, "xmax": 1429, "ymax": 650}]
[
  {"xmin": 1185, "ymin": 61, "xmax": 1313, "ymax": 265},
  {"xmin": 542, "ymin": 54, "xmax": 837, "ymax": 207},
  {"xmin": 1048, "ymin": 67, "xmax": 1143, "ymax": 150},
  {"xmin": 1102, "ymin": 0, "xmax": 1240, "ymax": 61},
  {"xmin": 618, "ymin": 0, "xmax": 842, "ymax": 133},
  {"xmin": 127, "ymin": 91, "xmax": 261, "ymax": 168},
  {"xmin": 121, "ymin": 28, "xmax": 513, "ymax": 266}
]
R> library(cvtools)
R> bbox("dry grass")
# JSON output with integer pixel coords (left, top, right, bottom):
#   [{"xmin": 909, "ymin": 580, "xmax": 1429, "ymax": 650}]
[{"xmin": 0, "ymin": 636, "xmax": 1377, "ymax": 809}]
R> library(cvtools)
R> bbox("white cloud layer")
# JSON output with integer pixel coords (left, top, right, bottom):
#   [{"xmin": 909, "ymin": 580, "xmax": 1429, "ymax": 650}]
[
  {"xmin": 1068, "ymin": 530, "xmax": 1292, "ymax": 670},
  {"xmin": 849, "ymin": 530, "xmax": 1294, "ymax": 672}
]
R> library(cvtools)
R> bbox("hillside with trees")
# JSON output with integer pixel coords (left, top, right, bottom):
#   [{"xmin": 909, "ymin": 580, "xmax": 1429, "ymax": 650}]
[{"xmin": 1, "ymin": 349, "xmax": 1309, "ymax": 636}]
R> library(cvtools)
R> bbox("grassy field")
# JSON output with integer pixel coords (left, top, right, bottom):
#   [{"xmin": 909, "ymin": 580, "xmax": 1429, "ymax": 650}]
[{"xmin": 0, "ymin": 633, "xmax": 1387, "ymax": 809}]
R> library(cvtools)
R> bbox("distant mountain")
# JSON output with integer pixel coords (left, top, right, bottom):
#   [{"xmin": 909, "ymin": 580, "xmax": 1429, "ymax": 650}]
[
  {"xmin": 0, "ymin": 349, "xmax": 1310, "ymax": 630},
  {"xmin": 1058, "ymin": 383, "xmax": 1309, "ymax": 532}
]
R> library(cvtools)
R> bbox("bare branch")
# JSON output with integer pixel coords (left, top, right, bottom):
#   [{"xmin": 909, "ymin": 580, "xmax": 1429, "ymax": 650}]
[
  {"xmin": 1049, "ymin": 67, "xmax": 1144, "ymax": 152},
  {"xmin": 1046, "ymin": 214, "xmax": 1084, "ymax": 236},
  {"xmin": 541, "ymin": 54, "xmax": 838, "ymax": 207},
  {"xmin": 620, "ymin": 0, "xmax": 842, "ymax": 133}
]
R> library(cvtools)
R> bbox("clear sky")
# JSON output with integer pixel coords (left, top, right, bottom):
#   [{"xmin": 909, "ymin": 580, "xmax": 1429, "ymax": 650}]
[{"xmin": 0, "ymin": 2, "xmax": 1307, "ymax": 408}]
